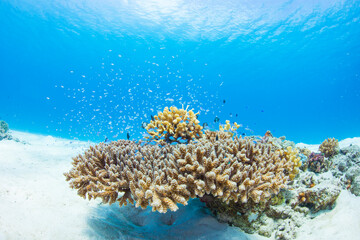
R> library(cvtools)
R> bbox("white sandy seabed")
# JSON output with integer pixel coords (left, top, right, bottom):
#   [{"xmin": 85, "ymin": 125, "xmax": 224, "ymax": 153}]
[{"xmin": 0, "ymin": 131, "xmax": 360, "ymax": 240}]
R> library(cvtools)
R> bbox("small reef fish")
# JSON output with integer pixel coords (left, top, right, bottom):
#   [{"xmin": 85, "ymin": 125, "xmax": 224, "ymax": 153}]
[
  {"xmin": 236, "ymin": 114, "xmax": 238, "ymax": 117},
  {"xmin": 245, "ymin": 127, "xmax": 254, "ymax": 133},
  {"xmin": 141, "ymin": 122, "xmax": 147, "ymax": 129},
  {"xmin": 202, "ymin": 122, "xmax": 208, "ymax": 128},
  {"xmin": 127, "ymin": 133, "xmax": 130, "ymax": 140},
  {"xmin": 214, "ymin": 117, "xmax": 220, "ymax": 123},
  {"xmin": 151, "ymin": 115, "xmax": 155, "ymax": 121},
  {"xmin": 223, "ymin": 99, "xmax": 226, "ymax": 104}
]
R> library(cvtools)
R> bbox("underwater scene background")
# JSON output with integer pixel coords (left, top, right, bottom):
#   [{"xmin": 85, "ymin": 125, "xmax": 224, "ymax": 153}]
[
  {"xmin": 2, "ymin": 1, "xmax": 360, "ymax": 240},
  {"xmin": 1, "ymin": 0, "xmax": 360, "ymax": 143}
]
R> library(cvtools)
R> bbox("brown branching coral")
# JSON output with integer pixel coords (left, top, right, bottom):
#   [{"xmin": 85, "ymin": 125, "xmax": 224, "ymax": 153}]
[
  {"xmin": 65, "ymin": 131, "xmax": 297, "ymax": 213},
  {"xmin": 203, "ymin": 129, "xmax": 233, "ymax": 142},
  {"xmin": 319, "ymin": 138, "xmax": 339, "ymax": 158},
  {"xmin": 145, "ymin": 106, "xmax": 203, "ymax": 144},
  {"xmin": 65, "ymin": 140, "xmax": 189, "ymax": 213}
]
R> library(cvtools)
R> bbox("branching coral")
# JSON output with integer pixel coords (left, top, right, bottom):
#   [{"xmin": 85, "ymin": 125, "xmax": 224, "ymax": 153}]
[
  {"xmin": 319, "ymin": 138, "xmax": 339, "ymax": 158},
  {"xmin": 219, "ymin": 120, "xmax": 241, "ymax": 136},
  {"xmin": 145, "ymin": 106, "xmax": 203, "ymax": 144},
  {"xmin": 276, "ymin": 146, "xmax": 301, "ymax": 180},
  {"xmin": 65, "ymin": 130, "xmax": 297, "ymax": 213}
]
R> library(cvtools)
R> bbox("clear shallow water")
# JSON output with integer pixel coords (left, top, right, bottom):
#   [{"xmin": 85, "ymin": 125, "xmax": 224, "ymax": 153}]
[{"xmin": 1, "ymin": 0, "xmax": 360, "ymax": 143}]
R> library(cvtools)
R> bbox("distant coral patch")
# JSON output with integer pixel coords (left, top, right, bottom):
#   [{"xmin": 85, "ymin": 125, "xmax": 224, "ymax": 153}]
[{"xmin": 319, "ymin": 138, "xmax": 339, "ymax": 158}]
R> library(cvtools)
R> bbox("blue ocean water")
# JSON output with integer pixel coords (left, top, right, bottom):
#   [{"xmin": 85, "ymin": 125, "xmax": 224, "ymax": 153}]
[{"xmin": 1, "ymin": 0, "xmax": 359, "ymax": 144}]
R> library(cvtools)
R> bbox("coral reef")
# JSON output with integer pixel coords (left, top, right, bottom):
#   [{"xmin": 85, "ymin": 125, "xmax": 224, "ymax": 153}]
[
  {"xmin": 205, "ymin": 170, "xmax": 342, "ymax": 240},
  {"xmin": 331, "ymin": 145, "xmax": 360, "ymax": 196},
  {"xmin": 307, "ymin": 152, "xmax": 328, "ymax": 173},
  {"xmin": 65, "ymin": 130, "xmax": 297, "ymax": 213},
  {"xmin": 319, "ymin": 138, "xmax": 339, "ymax": 158},
  {"xmin": 0, "ymin": 120, "xmax": 9, "ymax": 134},
  {"xmin": 145, "ymin": 106, "xmax": 203, "ymax": 144},
  {"xmin": 0, "ymin": 120, "xmax": 18, "ymax": 142},
  {"xmin": 0, "ymin": 120, "xmax": 10, "ymax": 140},
  {"xmin": 64, "ymin": 107, "xmax": 352, "ymax": 239}
]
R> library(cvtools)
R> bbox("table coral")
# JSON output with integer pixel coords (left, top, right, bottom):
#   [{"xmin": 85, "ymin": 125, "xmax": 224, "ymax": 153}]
[
  {"xmin": 145, "ymin": 106, "xmax": 203, "ymax": 144},
  {"xmin": 319, "ymin": 138, "xmax": 339, "ymax": 158},
  {"xmin": 64, "ymin": 130, "xmax": 298, "ymax": 213}
]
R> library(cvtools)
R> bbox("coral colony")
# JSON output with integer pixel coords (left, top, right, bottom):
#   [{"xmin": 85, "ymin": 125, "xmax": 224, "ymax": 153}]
[
  {"xmin": 64, "ymin": 106, "xmax": 352, "ymax": 238},
  {"xmin": 319, "ymin": 137, "xmax": 339, "ymax": 158},
  {"xmin": 65, "ymin": 106, "xmax": 300, "ymax": 213}
]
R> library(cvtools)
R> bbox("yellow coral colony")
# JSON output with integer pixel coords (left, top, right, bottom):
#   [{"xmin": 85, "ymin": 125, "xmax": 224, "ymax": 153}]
[
  {"xmin": 276, "ymin": 146, "xmax": 301, "ymax": 180},
  {"xmin": 219, "ymin": 120, "xmax": 241, "ymax": 136},
  {"xmin": 319, "ymin": 137, "xmax": 339, "ymax": 158},
  {"xmin": 65, "ymin": 130, "xmax": 297, "ymax": 213},
  {"xmin": 145, "ymin": 106, "xmax": 203, "ymax": 143}
]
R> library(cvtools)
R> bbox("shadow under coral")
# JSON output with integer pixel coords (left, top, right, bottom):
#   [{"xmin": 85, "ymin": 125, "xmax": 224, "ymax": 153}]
[{"xmin": 86, "ymin": 198, "xmax": 251, "ymax": 240}]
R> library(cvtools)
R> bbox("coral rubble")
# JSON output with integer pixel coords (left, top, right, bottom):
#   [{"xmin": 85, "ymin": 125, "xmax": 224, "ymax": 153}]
[
  {"xmin": 319, "ymin": 138, "xmax": 339, "ymax": 158},
  {"xmin": 296, "ymin": 184, "xmax": 341, "ymax": 212}
]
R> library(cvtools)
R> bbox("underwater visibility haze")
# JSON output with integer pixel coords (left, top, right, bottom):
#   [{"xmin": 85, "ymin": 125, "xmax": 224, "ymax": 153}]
[{"xmin": 1, "ymin": 0, "xmax": 360, "ymax": 144}]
